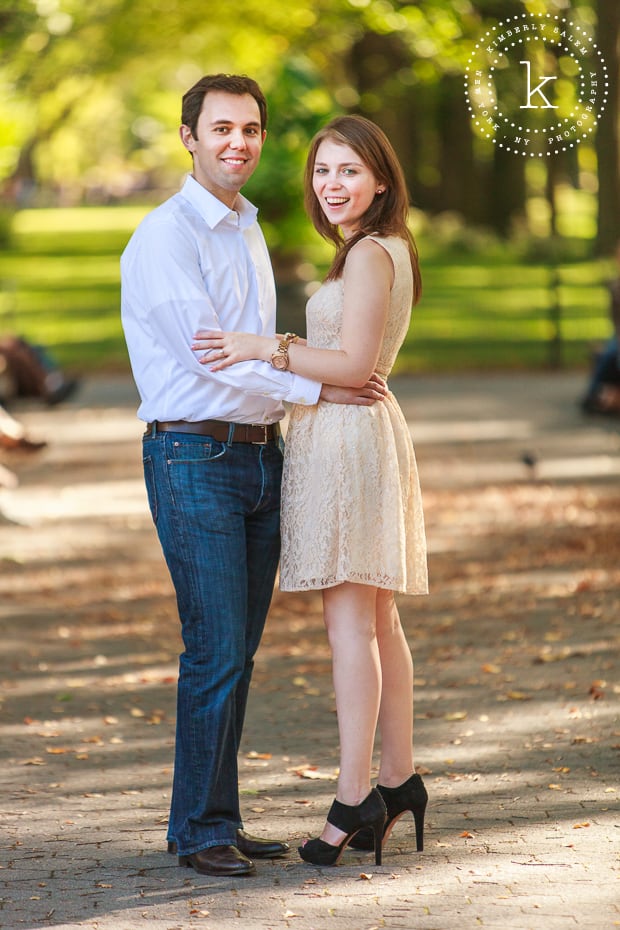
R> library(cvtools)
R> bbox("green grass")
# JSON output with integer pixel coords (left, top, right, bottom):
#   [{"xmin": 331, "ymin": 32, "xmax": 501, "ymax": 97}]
[
  {"xmin": 0, "ymin": 205, "xmax": 613, "ymax": 375},
  {"xmin": 0, "ymin": 207, "xmax": 145, "ymax": 372},
  {"xmin": 397, "ymin": 255, "xmax": 609, "ymax": 372}
]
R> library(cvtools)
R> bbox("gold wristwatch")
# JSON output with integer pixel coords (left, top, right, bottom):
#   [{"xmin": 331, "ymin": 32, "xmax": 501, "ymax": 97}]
[{"xmin": 270, "ymin": 332, "xmax": 298, "ymax": 371}]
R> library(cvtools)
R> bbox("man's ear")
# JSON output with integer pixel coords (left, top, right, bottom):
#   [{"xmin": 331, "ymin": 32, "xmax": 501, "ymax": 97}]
[
  {"xmin": 261, "ymin": 129, "xmax": 267, "ymax": 145},
  {"xmin": 180, "ymin": 124, "xmax": 196, "ymax": 153}
]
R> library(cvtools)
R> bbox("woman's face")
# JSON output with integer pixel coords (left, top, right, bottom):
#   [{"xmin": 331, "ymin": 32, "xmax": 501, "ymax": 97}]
[{"xmin": 311, "ymin": 138, "xmax": 383, "ymax": 239}]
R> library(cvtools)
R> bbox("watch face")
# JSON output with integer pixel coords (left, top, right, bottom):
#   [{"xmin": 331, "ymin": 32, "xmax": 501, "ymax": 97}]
[{"xmin": 272, "ymin": 353, "xmax": 288, "ymax": 370}]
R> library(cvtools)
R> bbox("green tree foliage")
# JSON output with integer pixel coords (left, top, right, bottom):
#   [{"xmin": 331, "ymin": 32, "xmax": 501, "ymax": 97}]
[{"xmin": 1, "ymin": 0, "xmax": 618, "ymax": 254}]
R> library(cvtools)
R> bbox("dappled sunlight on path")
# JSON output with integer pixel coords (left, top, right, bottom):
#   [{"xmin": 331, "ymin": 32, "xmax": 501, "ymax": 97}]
[{"xmin": 0, "ymin": 373, "xmax": 618, "ymax": 930}]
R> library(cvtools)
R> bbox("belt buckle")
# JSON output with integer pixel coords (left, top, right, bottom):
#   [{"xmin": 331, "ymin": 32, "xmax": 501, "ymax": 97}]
[{"xmin": 251, "ymin": 424, "xmax": 270, "ymax": 445}]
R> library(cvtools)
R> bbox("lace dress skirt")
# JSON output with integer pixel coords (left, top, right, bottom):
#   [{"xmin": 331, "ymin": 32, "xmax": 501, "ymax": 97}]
[{"xmin": 279, "ymin": 391, "xmax": 428, "ymax": 595}]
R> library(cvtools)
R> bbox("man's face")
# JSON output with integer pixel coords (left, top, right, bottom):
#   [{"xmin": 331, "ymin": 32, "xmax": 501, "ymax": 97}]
[{"xmin": 180, "ymin": 91, "xmax": 265, "ymax": 207}]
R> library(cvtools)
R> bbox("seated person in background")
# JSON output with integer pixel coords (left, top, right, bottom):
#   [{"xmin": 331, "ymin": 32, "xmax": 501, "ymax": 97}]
[
  {"xmin": 0, "ymin": 402, "xmax": 46, "ymax": 454},
  {"xmin": 581, "ymin": 242, "xmax": 620, "ymax": 416},
  {"xmin": 0, "ymin": 335, "xmax": 78, "ymax": 407}
]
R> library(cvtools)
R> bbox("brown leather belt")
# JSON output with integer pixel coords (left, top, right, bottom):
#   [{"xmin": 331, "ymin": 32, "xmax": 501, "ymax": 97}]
[{"xmin": 146, "ymin": 419, "xmax": 279, "ymax": 444}]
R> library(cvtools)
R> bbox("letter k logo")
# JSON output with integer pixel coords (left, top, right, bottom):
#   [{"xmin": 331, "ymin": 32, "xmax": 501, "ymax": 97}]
[{"xmin": 519, "ymin": 60, "xmax": 558, "ymax": 109}]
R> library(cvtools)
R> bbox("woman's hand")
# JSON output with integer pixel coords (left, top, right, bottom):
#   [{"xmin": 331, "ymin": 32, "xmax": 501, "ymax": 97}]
[
  {"xmin": 192, "ymin": 330, "xmax": 278, "ymax": 371},
  {"xmin": 320, "ymin": 373, "xmax": 388, "ymax": 406}
]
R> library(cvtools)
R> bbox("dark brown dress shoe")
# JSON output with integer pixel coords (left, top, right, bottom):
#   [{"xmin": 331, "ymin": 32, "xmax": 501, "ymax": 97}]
[
  {"xmin": 168, "ymin": 830, "xmax": 289, "ymax": 860},
  {"xmin": 0, "ymin": 433, "xmax": 47, "ymax": 452},
  {"xmin": 178, "ymin": 845, "xmax": 256, "ymax": 876},
  {"xmin": 236, "ymin": 829, "xmax": 290, "ymax": 859}
]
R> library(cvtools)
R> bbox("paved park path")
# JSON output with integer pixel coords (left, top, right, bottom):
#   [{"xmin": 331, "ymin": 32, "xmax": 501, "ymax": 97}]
[{"xmin": 1, "ymin": 371, "xmax": 618, "ymax": 930}]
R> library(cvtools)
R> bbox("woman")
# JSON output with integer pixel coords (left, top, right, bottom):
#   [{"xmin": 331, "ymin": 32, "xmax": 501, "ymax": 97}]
[{"xmin": 193, "ymin": 115, "xmax": 429, "ymax": 866}]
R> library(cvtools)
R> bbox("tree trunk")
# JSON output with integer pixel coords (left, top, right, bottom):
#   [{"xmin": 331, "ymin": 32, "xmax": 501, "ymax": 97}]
[
  {"xmin": 5, "ymin": 99, "xmax": 77, "ymax": 206},
  {"xmin": 346, "ymin": 31, "xmax": 433, "ymax": 211},
  {"xmin": 437, "ymin": 74, "xmax": 481, "ymax": 224},
  {"xmin": 596, "ymin": 0, "xmax": 620, "ymax": 255},
  {"xmin": 483, "ymin": 147, "xmax": 526, "ymax": 237}
]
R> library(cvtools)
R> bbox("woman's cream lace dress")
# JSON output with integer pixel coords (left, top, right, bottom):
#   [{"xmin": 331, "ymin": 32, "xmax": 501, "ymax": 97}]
[{"xmin": 280, "ymin": 235, "xmax": 428, "ymax": 595}]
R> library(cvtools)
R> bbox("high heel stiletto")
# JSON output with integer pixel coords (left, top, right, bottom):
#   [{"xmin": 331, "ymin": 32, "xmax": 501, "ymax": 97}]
[
  {"xmin": 298, "ymin": 788, "xmax": 387, "ymax": 866},
  {"xmin": 348, "ymin": 773, "xmax": 428, "ymax": 852}
]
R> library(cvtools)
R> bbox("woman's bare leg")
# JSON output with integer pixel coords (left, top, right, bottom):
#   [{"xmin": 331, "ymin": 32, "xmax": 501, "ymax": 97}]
[
  {"xmin": 374, "ymin": 589, "xmax": 416, "ymax": 787},
  {"xmin": 319, "ymin": 581, "xmax": 381, "ymax": 845}
]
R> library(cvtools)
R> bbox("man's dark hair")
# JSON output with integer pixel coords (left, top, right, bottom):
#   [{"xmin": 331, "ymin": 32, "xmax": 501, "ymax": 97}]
[{"xmin": 181, "ymin": 74, "xmax": 268, "ymax": 137}]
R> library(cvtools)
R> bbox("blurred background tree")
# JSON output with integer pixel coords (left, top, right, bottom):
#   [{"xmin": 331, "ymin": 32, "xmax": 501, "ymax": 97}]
[
  {"xmin": 0, "ymin": 0, "xmax": 618, "ymax": 373},
  {"xmin": 1, "ymin": 0, "xmax": 618, "ymax": 258}
]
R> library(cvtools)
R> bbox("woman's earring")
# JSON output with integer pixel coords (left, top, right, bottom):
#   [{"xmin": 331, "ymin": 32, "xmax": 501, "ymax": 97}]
[{"xmin": 376, "ymin": 187, "xmax": 385, "ymax": 195}]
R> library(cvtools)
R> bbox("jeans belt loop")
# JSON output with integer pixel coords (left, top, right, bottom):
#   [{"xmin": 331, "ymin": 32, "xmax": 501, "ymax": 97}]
[{"xmin": 227, "ymin": 422, "xmax": 235, "ymax": 446}]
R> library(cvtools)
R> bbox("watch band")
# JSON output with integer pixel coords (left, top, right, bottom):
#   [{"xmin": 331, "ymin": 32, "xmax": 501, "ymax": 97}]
[{"xmin": 270, "ymin": 332, "xmax": 298, "ymax": 371}]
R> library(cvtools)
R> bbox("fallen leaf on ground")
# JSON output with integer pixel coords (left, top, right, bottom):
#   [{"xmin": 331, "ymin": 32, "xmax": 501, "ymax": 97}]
[
  {"xmin": 503, "ymin": 691, "xmax": 531, "ymax": 701},
  {"xmin": 291, "ymin": 766, "xmax": 337, "ymax": 780},
  {"xmin": 415, "ymin": 765, "xmax": 433, "ymax": 775}
]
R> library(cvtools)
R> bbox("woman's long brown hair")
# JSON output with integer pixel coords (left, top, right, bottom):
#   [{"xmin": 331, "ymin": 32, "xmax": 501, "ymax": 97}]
[{"xmin": 304, "ymin": 115, "xmax": 421, "ymax": 303}]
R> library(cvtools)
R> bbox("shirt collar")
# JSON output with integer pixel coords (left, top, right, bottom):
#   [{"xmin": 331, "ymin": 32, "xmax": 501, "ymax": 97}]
[{"xmin": 180, "ymin": 174, "xmax": 258, "ymax": 230}]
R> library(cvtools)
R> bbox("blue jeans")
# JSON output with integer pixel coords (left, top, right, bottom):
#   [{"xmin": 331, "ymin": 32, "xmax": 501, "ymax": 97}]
[
  {"xmin": 586, "ymin": 335, "xmax": 619, "ymax": 397},
  {"xmin": 142, "ymin": 428, "xmax": 283, "ymax": 856}
]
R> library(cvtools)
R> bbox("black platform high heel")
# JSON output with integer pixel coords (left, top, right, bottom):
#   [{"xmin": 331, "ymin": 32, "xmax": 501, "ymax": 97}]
[
  {"xmin": 348, "ymin": 773, "xmax": 428, "ymax": 852},
  {"xmin": 298, "ymin": 788, "xmax": 387, "ymax": 866}
]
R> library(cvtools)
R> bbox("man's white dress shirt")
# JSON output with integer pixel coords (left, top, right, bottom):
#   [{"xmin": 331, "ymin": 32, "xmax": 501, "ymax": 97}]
[{"xmin": 121, "ymin": 174, "xmax": 320, "ymax": 424}]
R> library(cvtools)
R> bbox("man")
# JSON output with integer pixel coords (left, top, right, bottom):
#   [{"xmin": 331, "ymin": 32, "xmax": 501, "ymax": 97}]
[{"xmin": 121, "ymin": 74, "xmax": 385, "ymax": 878}]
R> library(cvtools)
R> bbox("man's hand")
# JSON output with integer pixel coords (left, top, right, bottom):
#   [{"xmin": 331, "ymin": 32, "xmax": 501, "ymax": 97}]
[{"xmin": 320, "ymin": 373, "xmax": 388, "ymax": 406}]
